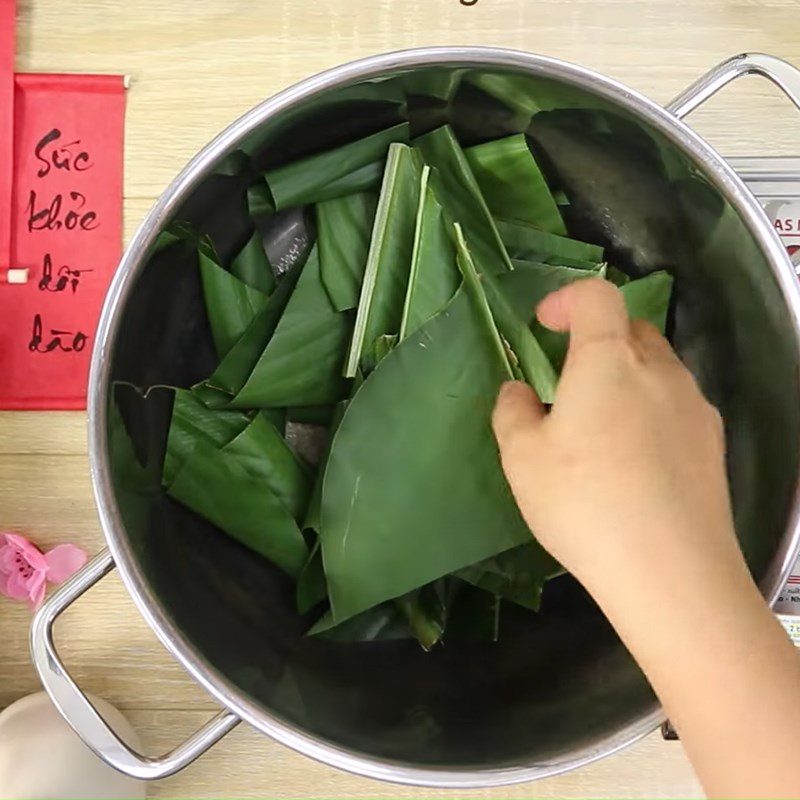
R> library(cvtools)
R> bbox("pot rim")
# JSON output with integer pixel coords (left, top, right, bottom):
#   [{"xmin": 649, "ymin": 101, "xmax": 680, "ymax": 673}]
[{"xmin": 88, "ymin": 46, "xmax": 800, "ymax": 787}]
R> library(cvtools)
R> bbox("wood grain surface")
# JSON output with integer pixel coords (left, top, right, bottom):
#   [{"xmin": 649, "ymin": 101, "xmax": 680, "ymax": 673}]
[{"xmin": 5, "ymin": 0, "xmax": 800, "ymax": 795}]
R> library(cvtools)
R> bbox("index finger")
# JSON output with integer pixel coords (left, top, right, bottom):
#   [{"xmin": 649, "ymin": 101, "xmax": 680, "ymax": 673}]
[{"xmin": 536, "ymin": 277, "xmax": 630, "ymax": 349}]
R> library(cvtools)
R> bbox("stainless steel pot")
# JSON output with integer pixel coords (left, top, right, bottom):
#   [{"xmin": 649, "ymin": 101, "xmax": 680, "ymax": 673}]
[{"xmin": 30, "ymin": 48, "xmax": 800, "ymax": 786}]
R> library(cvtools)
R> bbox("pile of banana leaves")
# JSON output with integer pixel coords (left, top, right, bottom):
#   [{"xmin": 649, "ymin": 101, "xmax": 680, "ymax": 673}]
[{"xmin": 158, "ymin": 123, "xmax": 673, "ymax": 649}]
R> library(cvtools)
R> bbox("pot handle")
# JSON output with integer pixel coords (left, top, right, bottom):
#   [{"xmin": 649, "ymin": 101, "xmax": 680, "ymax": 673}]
[
  {"xmin": 30, "ymin": 549, "xmax": 240, "ymax": 780},
  {"xmin": 667, "ymin": 52, "xmax": 800, "ymax": 120}
]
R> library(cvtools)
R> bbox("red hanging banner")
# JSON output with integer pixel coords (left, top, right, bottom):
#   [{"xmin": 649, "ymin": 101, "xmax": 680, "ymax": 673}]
[{"xmin": 0, "ymin": 73, "xmax": 126, "ymax": 409}]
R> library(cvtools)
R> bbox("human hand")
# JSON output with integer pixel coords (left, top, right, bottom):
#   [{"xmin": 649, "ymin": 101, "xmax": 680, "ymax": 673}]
[{"xmin": 492, "ymin": 278, "xmax": 747, "ymax": 604}]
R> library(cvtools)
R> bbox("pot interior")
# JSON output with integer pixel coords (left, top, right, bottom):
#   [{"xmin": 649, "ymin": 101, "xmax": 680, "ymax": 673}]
[{"xmin": 102, "ymin": 60, "xmax": 800, "ymax": 776}]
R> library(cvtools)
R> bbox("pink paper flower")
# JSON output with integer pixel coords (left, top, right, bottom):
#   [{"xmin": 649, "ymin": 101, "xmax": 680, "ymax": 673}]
[{"xmin": 0, "ymin": 532, "xmax": 87, "ymax": 609}]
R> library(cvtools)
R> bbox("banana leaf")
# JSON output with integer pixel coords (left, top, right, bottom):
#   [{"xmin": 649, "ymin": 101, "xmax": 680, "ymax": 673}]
[
  {"xmin": 620, "ymin": 270, "xmax": 674, "ymax": 330},
  {"xmin": 607, "ymin": 264, "xmax": 631, "ymax": 286},
  {"xmin": 297, "ymin": 538, "xmax": 327, "ymax": 614},
  {"xmin": 399, "ymin": 167, "xmax": 459, "ymax": 340},
  {"xmin": 309, "ymin": 604, "xmax": 410, "ymax": 641},
  {"xmin": 162, "ymin": 389, "xmax": 250, "ymax": 485},
  {"xmin": 456, "ymin": 543, "xmax": 563, "ymax": 612},
  {"xmin": 345, "ymin": 143, "xmax": 424, "ymax": 376},
  {"xmin": 532, "ymin": 270, "xmax": 674, "ymax": 370},
  {"xmin": 317, "ymin": 191, "xmax": 378, "ymax": 311},
  {"xmin": 264, "ymin": 123, "xmax": 410, "ymax": 210},
  {"xmin": 503, "ymin": 260, "xmax": 606, "ymax": 317},
  {"xmin": 222, "ymin": 413, "xmax": 312, "ymax": 521},
  {"xmin": 200, "ymin": 261, "xmax": 304, "ymax": 399},
  {"xmin": 229, "ymin": 246, "xmax": 353, "ymax": 408},
  {"xmin": 465, "ymin": 134, "xmax": 565, "ymax": 235},
  {"xmin": 248, "ymin": 179, "xmax": 274, "ymax": 217},
  {"xmin": 455, "ymin": 225, "xmax": 558, "ymax": 403},
  {"xmin": 320, "ymin": 286, "xmax": 533, "ymax": 624},
  {"xmin": 397, "ymin": 581, "xmax": 452, "ymax": 651},
  {"xmin": 414, "ymin": 125, "xmax": 512, "ymax": 276},
  {"xmin": 496, "ymin": 217, "xmax": 604, "ymax": 265},
  {"xmin": 199, "ymin": 249, "xmax": 270, "ymax": 358},
  {"xmin": 165, "ymin": 438, "xmax": 307, "ymax": 578},
  {"xmin": 230, "ymin": 228, "xmax": 275, "ymax": 294}
]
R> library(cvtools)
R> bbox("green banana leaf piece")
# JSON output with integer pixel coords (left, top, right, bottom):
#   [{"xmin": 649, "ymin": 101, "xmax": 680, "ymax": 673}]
[
  {"xmin": 201, "ymin": 262, "xmax": 304, "ymax": 399},
  {"xmin": 162, "ymin": 389, "xmax": 251, "ymax": 485},
  {"xmin": 222, "ymin": 413, "xmax": 312, "ymax": 521},
  {"xmin": 396, "ymin": 582, "xmax": 448, "ymax": 651},
  {"xmin": 465, "ymin": 134, "xmax": 565, "ymax": 235},
  {"xmin": 316, "ymin": 191, "xmax": 378, "ymax": 311},
  {"xmin": 165, "ymin": 438, "xmax": 307, "ymax": 578},
  {"xmin": 248, "ymin": 179, "xmax": 274, "ymax": 217},
  {"xmin": 453, "ymin": 225, "xmax": 515, "ymax": 379},
  {"xmin": 606, "ymin": 264, "xmax": 631, "ymax": 287},
  {"xmin": 414, "ymin": 125, "xmax": 512, "ymax": 276},
  {"xmin": 199, "ymin": 249, "xmax": 269, "ymax": 359},
  {"xmin": 620, "ymin": 270, "xmax": 674, "ymax": 330},
  {"xmin": 307, "ymin": 582, "xmax": 451, "ymax": 646},
  {"xmin": 504, "ymin": 260, "xmax": 606, "ymax": 316},
  {"xmin": 230, "ymin": 229, "xmax": 275, "ymax": 294},
  {"xmin": 264, "ymin": 123, "xmax": 410, "ymax": 210},
  {"xmin": 345, "ymin": 143, "xmax": 424, "ymax": 376},
  {"xmin": 455, "ymin": 225, "xmax": 558, "ymax": 403},
  {"xmin": 532, "ymin": 270, "xmax": 674, "ymax": 370},
  {"xmin": 496, "ymin": 217, "xmax": 604, "ymax": 265},
  {"xmin": 399, "ymin": 167, "xmax": 459, "ymax": 340},
  {"xmin": 320, "ymin": 286, "xmax": 533, "ymax": 624},
  {"xmin": 309, "ymin": 603, "xmax": 410, "ymax": 641},
  {"xmin": 297, "ymin": 538, "xmax": 327, "ymax": 614},
  {"xmin": 456, "ymin": 543, "xmax": 563, "ymax": 612},
  {"xmin": 230, "ymin": 246, "xmax": 353, "ymax": 408}
]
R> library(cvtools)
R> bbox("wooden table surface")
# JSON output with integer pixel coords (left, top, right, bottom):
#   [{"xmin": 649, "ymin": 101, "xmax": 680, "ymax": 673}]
[{"xmin": 4, "ymin": 0, "xmax": 800, "ymax": 796}]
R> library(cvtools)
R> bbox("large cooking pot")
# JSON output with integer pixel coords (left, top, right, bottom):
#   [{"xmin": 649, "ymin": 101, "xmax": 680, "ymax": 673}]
[{"xmin": 30, "ymin": 48, "xmax": 800, "ymax": 786}]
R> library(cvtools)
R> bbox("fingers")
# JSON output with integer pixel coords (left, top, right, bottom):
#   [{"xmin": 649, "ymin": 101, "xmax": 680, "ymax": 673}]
[
  {"xmin": 492, "ymin": 381, "xmax": 545, "ymax": 450},
  {"xmin": 537, "ymin": 278, "xmax": 629, "ymax": 349},
  {"xmin": 631, "ymin": 318, "xmax": 678, "ymax": 362}
]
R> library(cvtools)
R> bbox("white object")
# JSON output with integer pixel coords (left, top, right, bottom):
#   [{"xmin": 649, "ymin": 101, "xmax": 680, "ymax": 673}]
[{"xmin": 0, "ymin": 692, "xmax": 146, "ymax": 799}]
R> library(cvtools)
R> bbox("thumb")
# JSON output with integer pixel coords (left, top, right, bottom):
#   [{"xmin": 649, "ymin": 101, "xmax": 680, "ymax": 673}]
[{"xmin": 492, "ymin": 381, "xmax": 545, "ymax": 451}]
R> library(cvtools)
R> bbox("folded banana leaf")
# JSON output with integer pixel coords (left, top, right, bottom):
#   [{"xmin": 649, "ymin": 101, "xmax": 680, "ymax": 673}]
[
  {"xmin": 309, "ymin": 603, "xmax": 410, "ymax": 641},
  {"xmin": 532, "ymin": 270, "xmax": 674, "ymax": 370},
  {"xmin": 162, "ymin": 389, "xmax": 251, "ymax": 484},
  {"xmin": 199, "ymin": 249, "xmax": 270, "ymax": 358},
  {"xmin": 414, "ymin": 125, "xmax": 512, "ymax": 276},
  {"xmin": 264, "ymin": 123, "xmax": 410, "ymax": 210},
  {"xmin": 619, "ymin": 270, "xmax": 674, "ymax": 330},
  {"xmin": 222, "ymin": 413, "xmax": 312, "ymax": 521},
  {"xmin": 502, "ymin": 260, "xmax": 606, "ymax": 319},
  {"xmin": 496, "ymin": 217, "xmax": 604, "ymax": 265},
  {"xmin": 399, "ymin": 167, "xmax": 459, "ymax": 340},
  {"xmin": 248, "ymin": 179, "xmax": 274, "ymax": 217},
  {"xmin": 320, "ymin": 285, "xmax": 533, "ymax": 624},
  {"xmin": 165, "ymin": 438, "xmax": 308, "ymax": 578},
  {"xmin": 455, "ymin": 225, "xmax": 558, "ymax": 403},
  {"xmin": 229, "ymin": 246, "xmax": 353, "ymax": 408},
  {"xmin": 317, "ymin": 191, "xmax": 378, "ymax": 312},
  {"xmin": 297, "ymin": 539, "xmax": 327, "ymax": 615},
  {"xmin": 456, "ymin": 543, "xmax": 563, "ymax": 612},
  {"xmin": 345, "ymin": 143, "xmax": 424, "ymax": 376},
  {"xmin": 199, "ymin": 261, "xmax": 304, "ymax": 400},
  {"xmin": 465, "ymin": 134, "xmax": 565, "ymax": 235},
  {"xmin": 230, "ymin": 228, "xmax": 275, "ymax": 294}
]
